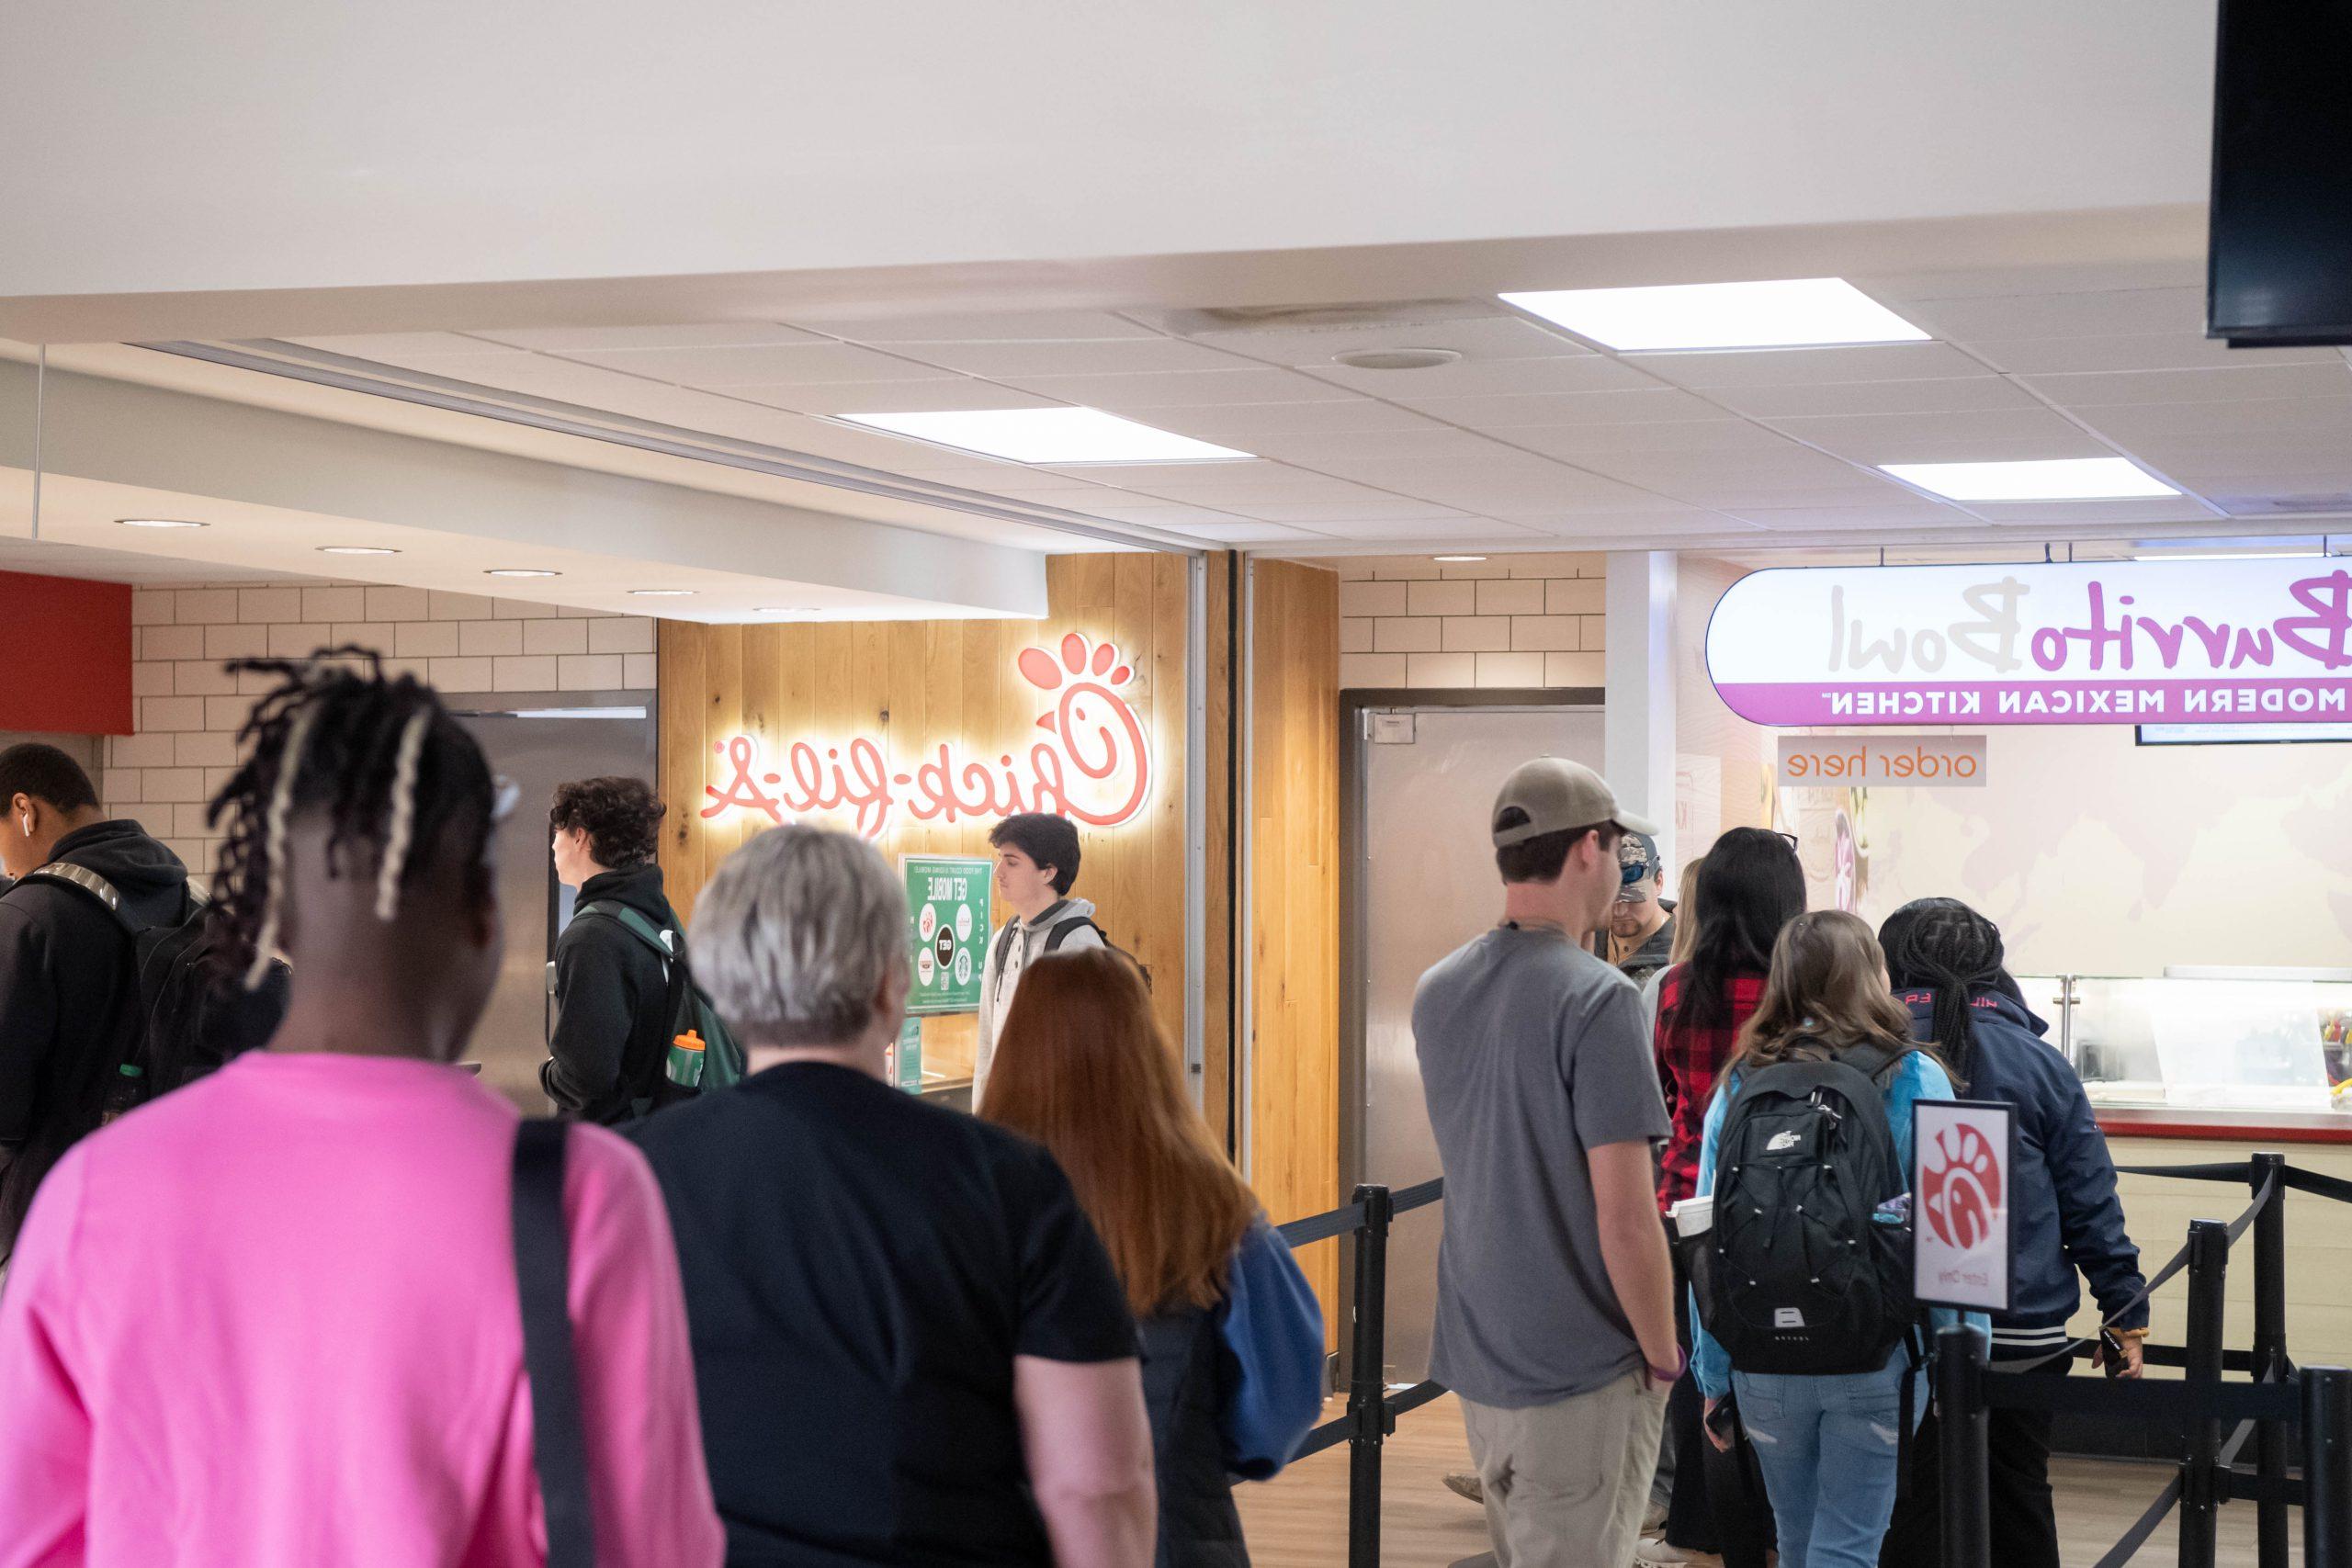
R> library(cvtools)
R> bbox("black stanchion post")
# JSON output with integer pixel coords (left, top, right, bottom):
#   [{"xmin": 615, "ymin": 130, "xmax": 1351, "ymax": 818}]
[
  {"xmin": 2179, "ymin": 1220, "xmax": 2230, "ymax": 1568},
  {"xmin": 1346, "ymin": 1184, "xmax": 1392, "ymax": 1568},
  {"xmin": 1935, "ymin": 1325, "xmax": 1990, "ymax": 1568},
  {"xmin": 2251, "ymin": 1154, "xmax": 2290, "ymax": 1568},
  {"xmin": 2305, "ymin": 1366, "xmax": 2352, "ymax": 1568}
]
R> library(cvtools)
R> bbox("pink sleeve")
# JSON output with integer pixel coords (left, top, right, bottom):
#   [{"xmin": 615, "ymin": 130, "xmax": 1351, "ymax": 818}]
[
  {"xmin": 564, "ymin": 1127, "xmax": 725, "ymax": 1568},
  {"xmin": 0, "ymin": 1147, "xmax": 93, "ymax": 1568}
]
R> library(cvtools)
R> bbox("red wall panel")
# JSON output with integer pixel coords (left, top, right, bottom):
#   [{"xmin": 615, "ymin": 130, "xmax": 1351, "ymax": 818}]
[{"xmin": 0, "ymin": 570, "xmax": 135, "ymax": 736}]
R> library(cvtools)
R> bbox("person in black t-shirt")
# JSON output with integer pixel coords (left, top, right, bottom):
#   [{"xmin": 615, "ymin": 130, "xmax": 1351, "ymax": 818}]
[{"xmin": 627, "ymin": 824, "xmax": 1153, "ymax": 1568}]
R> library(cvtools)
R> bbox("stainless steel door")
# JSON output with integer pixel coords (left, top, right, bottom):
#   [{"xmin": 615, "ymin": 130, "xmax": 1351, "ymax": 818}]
[
  {"xmin": 1351, "ymin": 704, "xmax": 1607, "ymax": 1382},
  {"xmin": 451, "ymin": 698, "xmax": 658, "ymax": 1110}
]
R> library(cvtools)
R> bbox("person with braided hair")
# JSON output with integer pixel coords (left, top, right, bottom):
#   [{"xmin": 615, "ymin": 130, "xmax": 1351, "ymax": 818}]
[
  {"xmin": 1874, "ymin": 897, "xmax": 2146, "ymax": 1568},
  {"xmin": 0, "ymin": 651, "xmax": 722, "ymax": 1568}
]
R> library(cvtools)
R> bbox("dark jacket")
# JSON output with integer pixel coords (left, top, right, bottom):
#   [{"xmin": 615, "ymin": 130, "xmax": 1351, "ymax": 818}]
[
  {"xmin": 0, "ymin": 821, "xmax": 192, "ymax": 1148},
  {"xmin": 542, "ymin": 863, "xmax": 683, "ymax": 1125},
  {"xmin": 0, "ymin": 821, "xmax": 192, "ymax": 1247},
  {"xmin": 1141, "ymin": 1306, "xmax": 1247, "ymax": 1568},
  {"xmin": 1616, "ymin": 912, "xmax": 1677, "ymax": 987},
  {"xmin": 1900, "ymin": 987, "xmax": 2147, "ymax": 1351}
]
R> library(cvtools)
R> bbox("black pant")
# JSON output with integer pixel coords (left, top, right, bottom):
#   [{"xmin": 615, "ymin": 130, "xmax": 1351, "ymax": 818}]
[
  {"xmin": 1663, "ymin": 1220, "xmax": 1776, "ymax": 1567},
  {"xmin": 1879, "ymin": 1355, "xmax": 2067, "ymax": 1568}
]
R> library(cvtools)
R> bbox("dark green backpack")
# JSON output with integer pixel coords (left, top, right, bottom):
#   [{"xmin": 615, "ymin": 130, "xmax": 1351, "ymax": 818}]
[{"xmin": 574, "ymin": 901, "xmax": 746, "ymax": 1100}]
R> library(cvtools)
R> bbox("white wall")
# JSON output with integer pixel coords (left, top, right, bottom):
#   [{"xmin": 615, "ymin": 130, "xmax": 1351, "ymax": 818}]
[
  {"xmin": 2, "ymin": 4, "xmax": 2211, "ymax": 323},
  {"xmin": 1782, "ymin": 725, "xmax": 2352, "ymax": 976},
  {"xmin": 108, "ymin": 582, "xmax": 657, "ymax": 873}
]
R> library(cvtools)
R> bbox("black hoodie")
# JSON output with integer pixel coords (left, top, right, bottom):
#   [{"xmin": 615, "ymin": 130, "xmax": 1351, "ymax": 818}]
[{"xmin": 542, "ymin": 861, "xmax": 684, "ymax": 1124}]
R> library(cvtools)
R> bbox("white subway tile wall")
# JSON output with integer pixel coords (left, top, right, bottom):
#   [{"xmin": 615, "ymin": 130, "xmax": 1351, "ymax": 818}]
[
  {"xmin": 1336, "ymin": 553, "xmax": 1607, "ymax": 691},
  {"xmin": 106, "ymin": 582, "xmax": 660, "ymax": 870}
]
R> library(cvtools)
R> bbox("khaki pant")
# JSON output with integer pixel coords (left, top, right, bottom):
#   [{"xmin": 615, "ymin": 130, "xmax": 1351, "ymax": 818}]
[{"xmin": 1461, "ymin": 1371, "xmax": 1668, "ymax": 1568}]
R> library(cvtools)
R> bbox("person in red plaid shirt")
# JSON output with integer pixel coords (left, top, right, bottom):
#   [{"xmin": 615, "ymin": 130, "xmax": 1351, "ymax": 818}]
[{"xmin": 1640, "ymin": 827, "xmax": 1805, "ymax": 1568}]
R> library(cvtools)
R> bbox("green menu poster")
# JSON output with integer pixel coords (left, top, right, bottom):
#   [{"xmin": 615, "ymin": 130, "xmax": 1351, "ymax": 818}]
[
  {"xmin": 890, "ymin": 1017, "xmax": 924, "ymax": 1093},
  {"xmin": 903, "ymin": 854, "xmax": 991, "ymax": 1017}
]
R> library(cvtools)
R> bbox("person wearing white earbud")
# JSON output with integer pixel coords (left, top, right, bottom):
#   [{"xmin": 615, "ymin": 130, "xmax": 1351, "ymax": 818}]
[{"xmin": 0, "ymin": 744, "xmax": 192, "ymax": 1255}]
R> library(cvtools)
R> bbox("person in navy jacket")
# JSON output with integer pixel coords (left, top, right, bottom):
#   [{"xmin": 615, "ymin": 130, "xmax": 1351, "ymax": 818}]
[{"xmin": 1874, "ymin": 897, "xmax": 2148, "ymax": 1568}]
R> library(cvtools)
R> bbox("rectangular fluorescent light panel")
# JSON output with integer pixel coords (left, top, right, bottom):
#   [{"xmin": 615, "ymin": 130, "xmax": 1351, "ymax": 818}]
[
  {"xmin": 1879, "ymin": 457, "xmax": 2181, "ymax": 502},
  {"xmin": 1499, "ymin": 278, "xmax": 1929, "ymax": 352},
  {"xmin": 841, "ymin": 408, "xmax": 1252, "ymax": 464}
]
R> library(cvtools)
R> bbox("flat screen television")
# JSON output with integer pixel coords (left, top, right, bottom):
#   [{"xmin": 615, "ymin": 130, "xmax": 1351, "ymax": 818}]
[{"xmin": 2208, "ymin": 0, "xmax": 2352, "ymax": 346}]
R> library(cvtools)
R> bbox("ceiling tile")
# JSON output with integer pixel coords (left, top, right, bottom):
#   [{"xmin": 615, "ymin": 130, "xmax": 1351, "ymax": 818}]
[
  {"xmin": 1964, "ymin": 335, "xmax": 2342, "ymax": 376},
  {"xmin": 885, "ymin": 337, "xmax": 1252, "ymax": 378},
  {"xmin": 1136, "ymin": 400, "xmax": 1451, "ymax": 438},
  {"xmin": 1964, "ymin": 498, "xmax": 2222, "ymax": 524},
  {"xmin": 1240, "ymin": 501, "xmax": 1477, "ymax": 523},
  {"xmin": 2078, "ymin": 397, "xmax": 2352, "ymax": 441},
  {"xmin": 1396, "ymin": 388, "xmax": 1723, "ymax": 428},
  {"xmin": 988, "ymin": 367, "xmax": 1359, "ymax": 408},
  {"xmin": 1301, "ymin": 354, "xmax": 1661, "ymax": 399},
  {"xmin": 1727, "ymin": 502, "xmax": 1978, "ymax": 529},
  {"xmin": 1035, "ymin": 459, "xmax": 1329, "ymax": 491},
  {"xmin": 1229, "ymin": 426, "xmax": 1522, "ymax": 464},
  {"xmin": 1189, "ymin": 313, "xmax": 1589, "ymax": 367},
  {"xmin": 1764, "ymin": 407, "xmax": 2099, "ymax": 464},
  {"xmin": 1704, "ymin": 376, "xmax": 2041, "ymax": 420},
  {"xmin": 2019, "ymin": 362, "xmax": 2352, "ymax": 407},
  {"xmin": 560, "ymin": 342, "xmax": 948, "ymax": 386},
  {"xmin": 288, "ymin": 332, "xmax": 526, "ymax": 363},
  {"xmin": 1901, "ymin": 288, "xmax": 2207, "ymax": 341},
  {"xmin": 1502, "ymin": 421, "xmax": 1804, "ymax": 461},
  {"xmin": 800, "ymin": 310, "xmax": 1163, "ymax": 343},
  {"xmin": 1634, "ymin": 343, "xmax": 1993, "ymax": 389},
  {"xmin": 737, "ymin": 380, "xmax": 1060, "ymax": 417},
  {"xmin": 1517, "ymin": 513, "xmax": 1765, "ymax": 538},
  {"xmin": 469, "ymin": 322, "xmax": 826, "ymax": 351},
  {"xmin": 1853, "ymin": 259, "xmax": 2205, "ymax": 304},
  {"xmin": 1045, "ymin": 500, "xmax": 1257, "ymax": 526}
]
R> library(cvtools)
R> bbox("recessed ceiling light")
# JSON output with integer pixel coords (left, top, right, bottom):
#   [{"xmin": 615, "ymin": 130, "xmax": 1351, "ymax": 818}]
[
  {"xmin": 839, "ymin": 408, "xmax": 1253, "ymax": 465},
  {"xmin": 1879, "ymin": 458, "xmax": 2180, "ymax": 502},
  {"xmin": 1500, "ymin": 277, "xmax": 1929, "ymax": 353},
  {"xmin": 317, "ymin": 546, "xmax": 401, "ymax": 557},
  {"xmin": 630, "ymin": 589, "xmax": 696, "ymax": 597},
  {"xmin": 118, "ymin": 517, "xmax": 207, "ymax": 530},
  {"xmin": 1433, "ymin": 555, "xmax": 1487, "ymax": 563},
  {"xmin": 1333, "ymin": 347, "xmax": 1464, "ymax": 371},
  {"xmin": 485, "ymin": 569, "xmax": 561, "ymax": 579}
]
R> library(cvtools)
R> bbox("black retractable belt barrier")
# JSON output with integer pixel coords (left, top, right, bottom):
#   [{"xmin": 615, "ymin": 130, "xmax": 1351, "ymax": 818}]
[
  {"xmin": 2180, "ymin": 1220, "xmax": 2230, "ymax": 1568},
  {"xmin": 2306, "ymin": 1367, "xmax": 2352, "ymax": 1568},
  {"xmin": 2251, "ymin": 1153, "xmax": 2292, "ymax": 1568},
  {"xmin": 1936, "ymin": 1327, "xmax": 1992, "ymax": 1568}
]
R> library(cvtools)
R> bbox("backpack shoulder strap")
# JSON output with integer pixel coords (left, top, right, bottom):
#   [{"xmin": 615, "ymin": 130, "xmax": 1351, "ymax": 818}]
[
  {"xmin": 511, "ymin": 1120, "xmax": 596, "ymax": 1568},
  {"xmin": 1042, "ymin": 914, "xmax": 1105, "ymax": 954},
  {"xmin": 575, "ymin": 899, "xmax": 676, "ymax": 963},
  {"xmin": 14, "ymin": 863, "xmax": 141, "ymax": 936}
]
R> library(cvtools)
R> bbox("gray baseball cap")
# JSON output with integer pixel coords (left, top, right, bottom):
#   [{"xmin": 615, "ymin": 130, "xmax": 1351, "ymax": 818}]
[{"xmin": 1490, "ymin": 757, "xmax": 1662, "ymax": 847}]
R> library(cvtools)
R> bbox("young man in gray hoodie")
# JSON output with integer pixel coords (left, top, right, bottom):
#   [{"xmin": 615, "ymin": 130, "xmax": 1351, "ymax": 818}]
[{"xmin": 973, "ymin": 813, "xmax": 1103, "ymax": 1108}]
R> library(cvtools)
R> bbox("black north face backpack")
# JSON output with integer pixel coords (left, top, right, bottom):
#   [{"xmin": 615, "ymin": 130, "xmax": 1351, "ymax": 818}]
[{"xmin": 1702, "ymin": 1041, "xmax": 1918, "ymax": 1377}]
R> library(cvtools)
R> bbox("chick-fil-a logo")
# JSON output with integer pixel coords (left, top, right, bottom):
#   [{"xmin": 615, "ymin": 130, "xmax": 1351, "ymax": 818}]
[
  {"xmin": 701, "ymin": 631, "xmax": 1153, "ymax": 839},
  {"xmin": 1709, "ymin": 559, "xmax": 2352, "ymax": 726}
]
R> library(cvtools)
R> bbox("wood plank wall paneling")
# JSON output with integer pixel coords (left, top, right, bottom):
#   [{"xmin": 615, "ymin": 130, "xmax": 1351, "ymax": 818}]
[
  {"xmin": 1200, "ymin": 555, "xmax": 1235, "ymax": 1151},
  {"xmin": 1248, "ymin": 560, "xmax": 1343, "ymax": 1332},
  {"xmin": 658, "ymin": 554, "xmax": 1196, "ymax": 1086}
]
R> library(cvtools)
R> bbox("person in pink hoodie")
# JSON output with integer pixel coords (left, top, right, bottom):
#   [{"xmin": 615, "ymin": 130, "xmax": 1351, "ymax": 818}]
[{"xmin": 0, "ymin": 651, "xmax": 724, "ymax": 1568}]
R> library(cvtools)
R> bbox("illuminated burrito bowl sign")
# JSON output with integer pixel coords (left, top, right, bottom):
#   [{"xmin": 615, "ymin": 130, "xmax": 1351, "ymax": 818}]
[
  {"xmin": 1708, "ymin": 558, "xmax": 2352, "ymax": 726},
  {"xmin": 702, "ymin": 631, "xmax": 1154, "ymax": 837}
]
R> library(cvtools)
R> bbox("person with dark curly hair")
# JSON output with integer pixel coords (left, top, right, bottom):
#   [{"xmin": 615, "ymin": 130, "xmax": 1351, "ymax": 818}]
[{"xmin": 542, "ymin": 775, "xmax": 685, "ymax": 1122}]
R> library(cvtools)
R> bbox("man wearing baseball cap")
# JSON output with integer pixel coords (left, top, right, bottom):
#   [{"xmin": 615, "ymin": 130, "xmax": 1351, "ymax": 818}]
[
  {"xmin": 1413, "ymin": 758, "xmax": 1679, "ymax": 1568},
  {"xmin": 1608, "ymin": 830, "xmax": 1677, "ymax": 988}
]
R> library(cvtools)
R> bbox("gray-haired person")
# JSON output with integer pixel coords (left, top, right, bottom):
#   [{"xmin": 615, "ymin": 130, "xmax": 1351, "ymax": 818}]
[{"xmin": 625, "ymin": 825, "xmax": 1156, "ymax": 1568}]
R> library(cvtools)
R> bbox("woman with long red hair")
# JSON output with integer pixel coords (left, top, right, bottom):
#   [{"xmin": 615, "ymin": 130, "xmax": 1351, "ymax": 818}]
[{"xmin": 986, "ymin": 948, "xmax": 1325, "ymax": 1568}]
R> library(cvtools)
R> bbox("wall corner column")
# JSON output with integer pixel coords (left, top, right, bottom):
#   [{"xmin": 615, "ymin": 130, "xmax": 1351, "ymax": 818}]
[{"xmin": 1604, "ymin": 550, "xmax": 1679, "ymax": 871}]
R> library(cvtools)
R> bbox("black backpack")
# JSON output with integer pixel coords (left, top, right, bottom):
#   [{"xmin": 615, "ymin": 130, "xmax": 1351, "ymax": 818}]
[
  {"xmin": 1702, "ymin": 1041, "xmax": 1918, "ymax": 1377},
  {"xmin": 13, "ymin": 863, "xmax": 289, "ymax": 1115},
  {"xmin": 989, "ymin": 907, "xmax": 1151, "ymax": 990}
]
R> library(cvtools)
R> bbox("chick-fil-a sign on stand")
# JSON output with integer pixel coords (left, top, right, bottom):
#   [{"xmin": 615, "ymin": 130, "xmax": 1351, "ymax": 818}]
[
  {"xmin": 701, "ymin": 631, "xmax": 1154, "ymax": 839},
  {"xmin": 1708, "ymin": 558, "xmax": 2352, "ymax": 725},
  {"xmin": 1913, "ymin": 1100, "xmax": 2017, "ymax": 1314}
]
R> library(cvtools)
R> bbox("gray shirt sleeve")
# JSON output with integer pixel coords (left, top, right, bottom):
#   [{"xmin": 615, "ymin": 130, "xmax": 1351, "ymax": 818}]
[{"xmin": 1565, "ymin": 975, "xmax": 1673, "ymax": 1151}]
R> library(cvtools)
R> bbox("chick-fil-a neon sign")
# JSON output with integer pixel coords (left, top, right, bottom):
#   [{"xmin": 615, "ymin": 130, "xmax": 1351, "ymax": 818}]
[{"xmin": 701, "ymin": 631, "xmax": 1154, "ymax": 839}]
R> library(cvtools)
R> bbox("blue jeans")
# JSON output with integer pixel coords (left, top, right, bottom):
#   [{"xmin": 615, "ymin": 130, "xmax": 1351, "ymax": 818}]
[{"xmin": 1730, "ymin": 1352, "xmax": 1919, "ymax": 1568}]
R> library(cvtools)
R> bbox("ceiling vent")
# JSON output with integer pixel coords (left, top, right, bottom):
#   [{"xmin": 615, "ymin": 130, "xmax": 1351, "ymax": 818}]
[
  {"xmin": 1331, "ymin": 347, "xmax": 1464, "ymax": 371},
  {"xmin": 1149, "ymin": 299, "xmax": 1502, "ymax": 338}
]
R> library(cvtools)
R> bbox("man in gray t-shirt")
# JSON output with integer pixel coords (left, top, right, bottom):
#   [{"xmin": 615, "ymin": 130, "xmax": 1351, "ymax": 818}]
[{"xmin": 1415, "ymin": 757, "xmax": 1680, "ymax": 1568}]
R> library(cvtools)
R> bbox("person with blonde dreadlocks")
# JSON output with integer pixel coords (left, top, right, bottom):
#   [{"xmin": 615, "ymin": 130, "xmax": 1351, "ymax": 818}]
[{"xmin": 0, "ymin": 651, "xmax": 722, "ymax": 1568}]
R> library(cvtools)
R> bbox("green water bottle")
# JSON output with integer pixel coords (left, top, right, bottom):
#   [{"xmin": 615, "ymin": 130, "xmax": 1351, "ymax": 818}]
[{"xmin": 667, "ymin": 1029, "xmax": 707, "ymax": 1090}]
